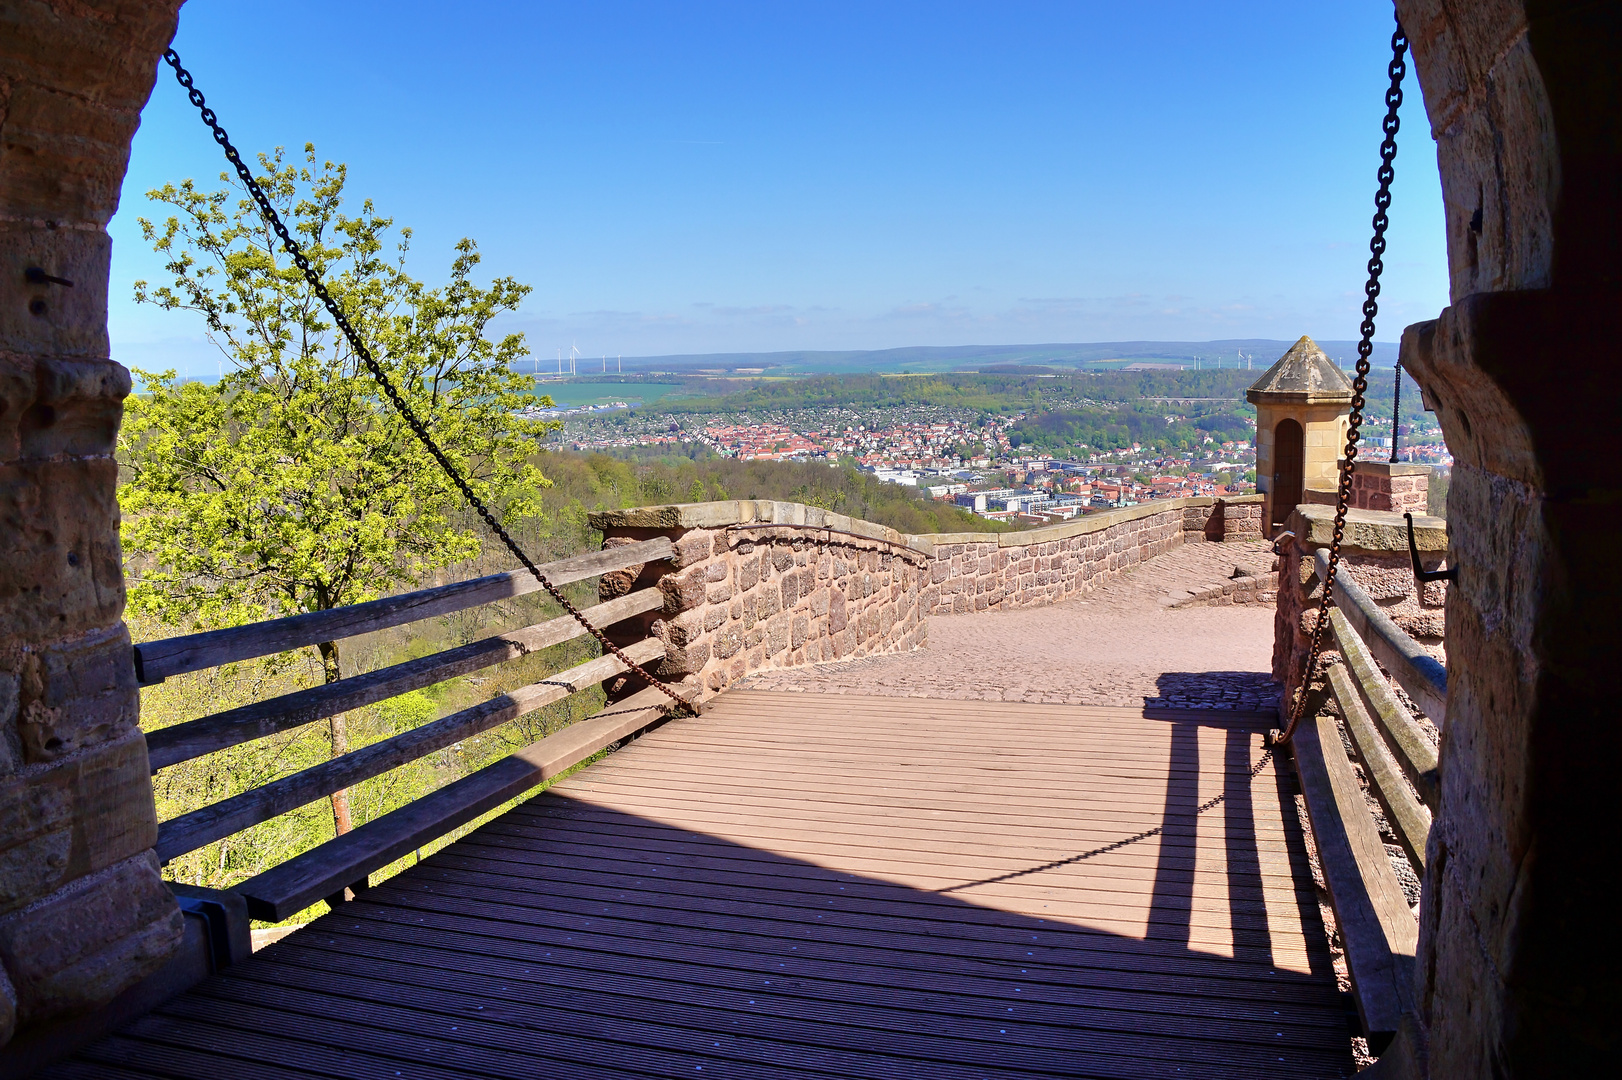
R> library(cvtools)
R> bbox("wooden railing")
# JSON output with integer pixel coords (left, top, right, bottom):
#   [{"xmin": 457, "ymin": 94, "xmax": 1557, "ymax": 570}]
[
  {"xmin": 141, "ymin": 537, "xmax": 691, "ymax": 922},
  {"xmin": 1289, "ymin": 546, "xmax": 1445, "ymax": 1055}
]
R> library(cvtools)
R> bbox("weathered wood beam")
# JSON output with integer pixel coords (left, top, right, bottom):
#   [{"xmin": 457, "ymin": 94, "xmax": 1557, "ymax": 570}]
[
  {"xmin": 1315, "ymin": 548, "xmax": 1447, "ymax": 722},
  {"xmin": 234, "ymin": 682, "xmax": 688, "ymax": 922},
  {"xmin": 132, "ymin": 536, "xmax": 674, "ymax": 685},
  {"xmin": 1289, "ymin": 710, "xmax": 1418, "ymax": 1052},
  {"xmin": 1328, "ymin": 661, "xmax": 1433, "ymax": 871},
  {"xmin": 155, "ymin": 639, "xmax": 666, "ymax": 862},
  {"xmin": 1329, "ymin": 607, "xmax": 1440, "ymax": 809},
  {"xmin": 145, "ymin": 588, "xmax": 664, "ymax": 771}
]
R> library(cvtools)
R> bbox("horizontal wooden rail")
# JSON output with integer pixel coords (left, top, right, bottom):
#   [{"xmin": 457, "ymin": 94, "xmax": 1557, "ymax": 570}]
[
  {"xmin": 1315, "ymin": 547, "xmax": 1447, "ymax": 721},
  {"xmin": 235, "ymin": 682, "xmax": 687, "ymax": 921},
  {"xmin": 1289, "ymin": 710, "xmax": 1418, "ymax": 1053},
  {"xmin": 1328, "ymin": 607, "xmax": 1439, "ymax": 809},
  {"xmin": 146, "ymin": 588, "xmax": 665, "ymax": 771},
  {"xmin": 132, "ymin": 536, "xmax": 674, "ymax": 685},
  {"xmin": 155, "ymin": 638, "xmax": 666, "ymax": 862},
  {"xmin": 1327, "ymin": 661, "xmax": 1432, "ymax": 870}
]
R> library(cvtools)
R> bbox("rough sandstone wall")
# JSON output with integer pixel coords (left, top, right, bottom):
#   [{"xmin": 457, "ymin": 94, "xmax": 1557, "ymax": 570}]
[
  {"xmin": 0, "ymin": 1, "xmax": 187, "ymax": 1045},
  {"xmin": 922, "ymin": 496, "xmax": 1264, "ymax": 616},
  {"xmin": 592, "ymin": 503, "xmax": 928, "ymax": 698}
]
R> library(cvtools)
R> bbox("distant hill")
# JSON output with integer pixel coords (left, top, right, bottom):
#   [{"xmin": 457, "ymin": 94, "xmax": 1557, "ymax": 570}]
[{"xmin": 617, "ymin": 339, "xmax": 1400, "ymax": 376}]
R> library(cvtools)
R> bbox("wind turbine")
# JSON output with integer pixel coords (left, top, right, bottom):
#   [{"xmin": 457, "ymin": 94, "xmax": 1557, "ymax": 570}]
[{"xmin": 570, "ymin": 342, "xmax": 580, "ymax": 376}]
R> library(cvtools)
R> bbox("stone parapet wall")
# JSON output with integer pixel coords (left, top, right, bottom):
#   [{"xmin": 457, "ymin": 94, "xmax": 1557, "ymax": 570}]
[
  {"xmin": 1272, "ymin": 503, "xmax": 1449, "ymax": 711},
  {"xmin": 1345, "ymin": 460, "xmax": 1432, "ymax": 515},
  {"xmin": 919, "ymin": 496, "xmax": 1264, "ymax": 616},
  {"xmin": 589, "ymin": 496, "xmax": 1265, "ymax": 698},
  {"xmin": 591, "ymin": 501, "xmax": 929, "ymax": 698}
]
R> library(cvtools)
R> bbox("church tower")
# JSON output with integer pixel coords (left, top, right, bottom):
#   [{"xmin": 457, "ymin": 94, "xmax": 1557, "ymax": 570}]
[{"xmin": 1247, "ymin": 336, "xmax": 1354, "ymax": 536}]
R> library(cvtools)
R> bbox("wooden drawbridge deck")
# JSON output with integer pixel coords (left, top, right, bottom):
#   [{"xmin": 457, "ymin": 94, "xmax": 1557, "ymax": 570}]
[{"xmin": 55, "ymin": 689, "xmax": 1354, "ymax": 1079}]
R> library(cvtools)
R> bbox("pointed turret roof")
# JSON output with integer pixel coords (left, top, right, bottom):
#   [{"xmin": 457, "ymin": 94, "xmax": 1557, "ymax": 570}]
[{"xmin": 1246, "ymin": 336, "xmax": 1355, "ymax": 404}]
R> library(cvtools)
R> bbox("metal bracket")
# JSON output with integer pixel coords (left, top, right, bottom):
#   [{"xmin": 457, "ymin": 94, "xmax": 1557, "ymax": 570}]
[
  {"xmin": 25, "ymin": 266, "xmax": 74, "ymax": 287},
  {"xmin": 1271, "ymin": 530, "xmax": 1296, "ymax": 557},
  {"xmin": 1404, "ymin": 512, "xmax": 1457, "ymax": 583}
]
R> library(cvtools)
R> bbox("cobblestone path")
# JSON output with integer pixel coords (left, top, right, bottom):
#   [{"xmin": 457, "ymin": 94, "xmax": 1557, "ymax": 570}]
[{"xmin": 741, "ymin": 539, "xmax": 1282, "ymax": 712}]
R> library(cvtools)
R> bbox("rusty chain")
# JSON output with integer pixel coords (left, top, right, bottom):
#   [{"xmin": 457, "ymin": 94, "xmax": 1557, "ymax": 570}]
[
  {"xmin": 162, "ymin": 50, "xmax": 689, "ymax": 713},
  {"xmin": 1276, "ymin": 20, "xmax": 1408, "ymax": 745}
]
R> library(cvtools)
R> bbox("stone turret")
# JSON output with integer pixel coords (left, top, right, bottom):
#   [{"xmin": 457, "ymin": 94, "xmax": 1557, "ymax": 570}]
[{"xmin": 1247, "ymin": 336, "xmax": 1353, "ymax": 535}]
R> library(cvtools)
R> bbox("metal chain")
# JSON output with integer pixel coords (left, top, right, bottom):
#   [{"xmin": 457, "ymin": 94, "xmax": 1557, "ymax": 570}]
[
  {"xmin": 1389, "ymin": 361, "xmax": 1403, "ymax": 463},
  {"xmin": 1277, "ymin": 21, "xmax": 1407, "ymax": 744},
  {"xmin": 162, "ymin": 50, "xmax": 688, "ymax": 712}
]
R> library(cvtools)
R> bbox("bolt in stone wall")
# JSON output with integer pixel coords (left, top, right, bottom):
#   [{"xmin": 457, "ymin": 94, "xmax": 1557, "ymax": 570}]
[{"xmin": 0, "ymin": 1, "xmax": 188, "ymax": 1045}]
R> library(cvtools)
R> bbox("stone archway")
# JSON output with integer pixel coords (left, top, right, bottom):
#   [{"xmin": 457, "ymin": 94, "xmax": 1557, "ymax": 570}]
[
  {"xmin": 1391, "ymin": 3, "xmax": 1620, "ymax": 1075},
  {"xmin": 0, "ymin": 2, "xmax": 1616, "ymax": 1074}
]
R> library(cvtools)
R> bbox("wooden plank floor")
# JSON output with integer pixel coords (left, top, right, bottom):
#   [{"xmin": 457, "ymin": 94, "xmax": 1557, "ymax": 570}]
[{"xmin": 61, "ymin": 690, "xmax": 1354, "ymax": 1079}]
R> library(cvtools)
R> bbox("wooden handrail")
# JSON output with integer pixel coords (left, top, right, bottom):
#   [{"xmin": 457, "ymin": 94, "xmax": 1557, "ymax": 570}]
[
  {"xmin": 145, "ymin": 588, "xmax": 665, "ymax": 771},
  {"xmin": 155, "ymin": 638, "xmax": 665, "ymax": 862},
  {"xmin": 1327, "ymin": 661, "xmax": 1432, "ymax": 870},
  {"xmin": 1315, "ymin": 547, "xmax": 1447, "ymax": 721},
  {"xmin": 1328, "ymin": 607, "xmax": 1439, "ymax": 809},
  {"xmin": 235, "ymin": 681, "xmax": 688, "ymax": 921},
  {"xmin": 132, "ymin": 536, "xmax": 674, "ymax": 685},
  {"xmin": 1289, "ymin": 710, "xmax": 1418, "ymax": 1053}
]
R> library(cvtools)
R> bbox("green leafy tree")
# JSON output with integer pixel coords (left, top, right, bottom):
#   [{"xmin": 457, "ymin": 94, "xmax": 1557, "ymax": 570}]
[{"xmin": 122, "ymin": 145, "xmax": 553, "ymax": 834}]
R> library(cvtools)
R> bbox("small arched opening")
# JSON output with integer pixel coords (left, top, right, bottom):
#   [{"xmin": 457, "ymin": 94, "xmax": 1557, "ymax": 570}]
[{"xmin": 1269, "ymin": 418, "xmax": 1304, "ymax": 533}]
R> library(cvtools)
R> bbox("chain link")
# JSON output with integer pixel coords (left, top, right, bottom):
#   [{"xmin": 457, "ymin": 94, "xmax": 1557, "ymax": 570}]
[
  {"xmin": 162, "ymin": 50, "xmax": 689, "ymax": 712},
  {"xmin": 1277, "ymin": 21, "xmax": 1407, "ymax": 744}
]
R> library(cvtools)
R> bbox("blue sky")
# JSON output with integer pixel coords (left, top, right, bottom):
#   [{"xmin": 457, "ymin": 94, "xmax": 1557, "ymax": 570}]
[{"xmin": 112, "ymin": 1, "xmax": 1448, "ymax": 376}]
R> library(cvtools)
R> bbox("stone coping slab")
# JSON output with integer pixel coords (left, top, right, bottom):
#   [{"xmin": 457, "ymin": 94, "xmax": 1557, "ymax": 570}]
[
  {"xmin": 1337, "ymin": 460, "xmax": 1434, "ymax": 477},
  {"xmin": 1288, "ymin": 503, "xmax": 1448, "ymax": 553},
  {"xmin": 590, "ymin": 500, "xmax": 935, "ymax": 557},
  {"xmin": 593, "ymin": 494, "xmax": 1263, "ymax": 555}
]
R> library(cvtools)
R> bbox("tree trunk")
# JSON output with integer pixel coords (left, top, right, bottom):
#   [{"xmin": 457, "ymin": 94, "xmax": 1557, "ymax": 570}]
[{"xmin": 317, "ymin": 639, "xmax": 354, "ymax": 836}]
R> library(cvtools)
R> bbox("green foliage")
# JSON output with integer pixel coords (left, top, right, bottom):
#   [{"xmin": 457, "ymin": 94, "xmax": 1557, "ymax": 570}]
[
  {"xmin": 122, "ymin": 145, "xmax": 553, "ymax": 628},
  {"xmin": 1427, "ymin": 470, "xmax": 1449, "ymax": 518},
  {"xmin": 379, "ymin": 689, "xmax": 438, "ymax": 731},
  {"xmin": 1009, "ymin": 404, "xmax": 1253, "ymax": 453},
  {"xmin": 527, "ymin": 451, "xmax": 1024, "ymax": 542}
]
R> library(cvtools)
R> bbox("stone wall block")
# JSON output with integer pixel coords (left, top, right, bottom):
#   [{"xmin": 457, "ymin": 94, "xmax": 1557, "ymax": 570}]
[
  {"xmin": 657, "ymin": 641, "xmax": 708, "ymax": 677},
  {"xmin": 0, "ymin": 729, "xmax": 157, "ymax": 915},
  {"xmin": 659, "ymin": 572, "xmax": 706, "ymax": 614},
  {"xmin": 668, "ymin": 531, "xmax": 710, "ymax": 568},
  {"xmin": 0, "ymin": 354, "xmax": 130, "ymax": 462},
  {"xmin": 0, "ymin": 457, "xmax": 124, "ymax": 640},
  {"xmin": 18, "ymin": 623, "xmax": 138, "ymax": 762},
  {"xmin": 0, "ymin": 851, "xmax": 182, "ymax": 1026},
  {"xmin": 1, "ymin": 221, "xmax": 118, "ymax": 360}
]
